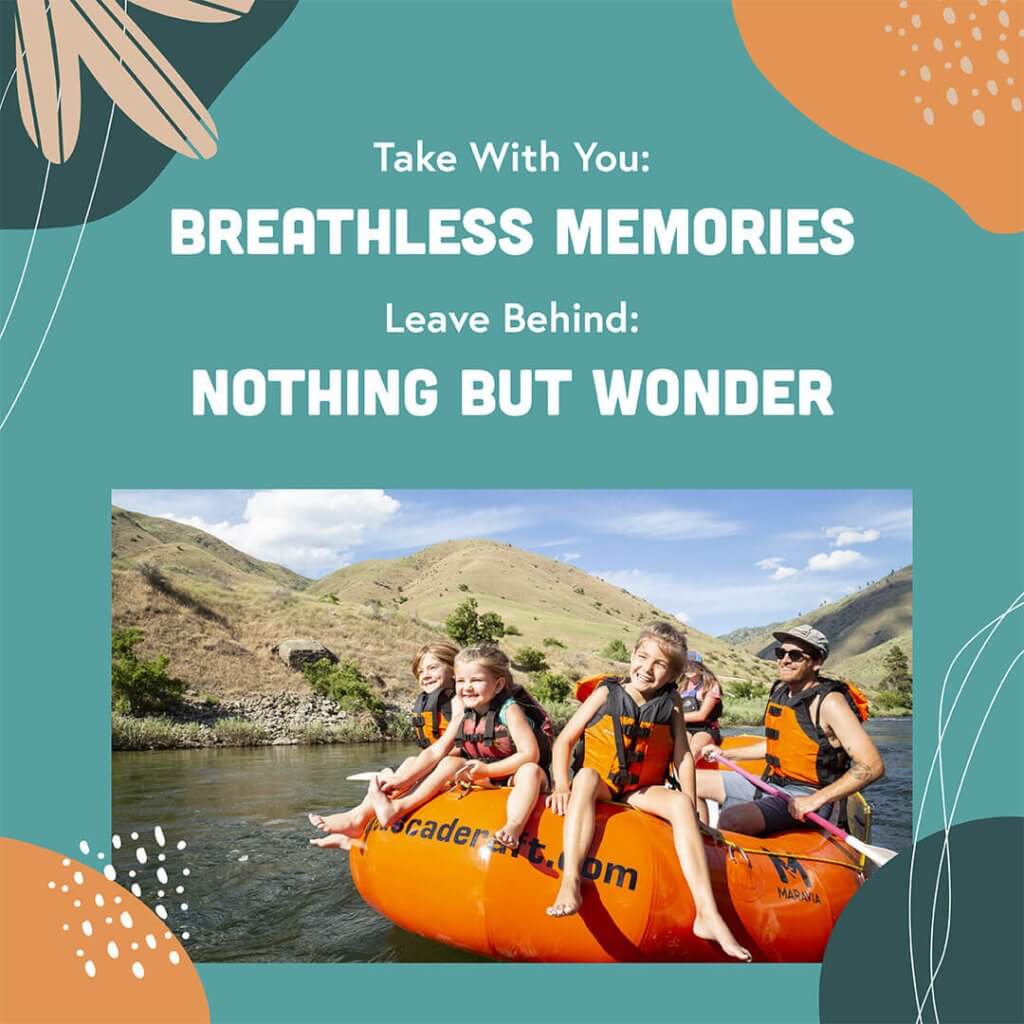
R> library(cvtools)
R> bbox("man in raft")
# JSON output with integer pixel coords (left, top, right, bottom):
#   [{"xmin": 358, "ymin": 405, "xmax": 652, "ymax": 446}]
[
  {"xmin": 544, "ymin": 622, "xmax": 751, "ymax": 962},
  {"xmin": 695, "ymin": 624, "xmax": 884, "ymax": 836}
]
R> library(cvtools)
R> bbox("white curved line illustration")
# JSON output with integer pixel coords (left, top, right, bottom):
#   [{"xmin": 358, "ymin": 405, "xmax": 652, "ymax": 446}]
[
  {"xmin": 908, "ymin": 592, "xmax": 1024, "ymax": 1023},
  {"xmin": 0, "ymin": 2, "xmax": 127, "ymax": 434},
  {"xmin": 0, "ymin": 161, "xmax": 51, "ymax": 343},
  {"xmin": 916, "ymin": 646, "xmax": 1023, "ymax": 1022}
]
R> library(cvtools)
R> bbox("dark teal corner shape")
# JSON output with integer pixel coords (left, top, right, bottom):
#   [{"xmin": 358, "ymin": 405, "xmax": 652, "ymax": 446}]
[
  {"xmin": 820, "ymin": 817, "xmax": 1024, "ymax": 1024},
  {"xmin": 0, "ymin": 1, "xmax": 298, "ymax": 230}
]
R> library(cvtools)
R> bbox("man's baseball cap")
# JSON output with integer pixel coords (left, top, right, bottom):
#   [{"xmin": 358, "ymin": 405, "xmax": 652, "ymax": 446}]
[
  {"xmin": 772, "ymin": 624, "xmax": 830, "ymax": 661},
  {"xmin": 688, "ymin": 651, "xmax": 704, "ymax": 665}
]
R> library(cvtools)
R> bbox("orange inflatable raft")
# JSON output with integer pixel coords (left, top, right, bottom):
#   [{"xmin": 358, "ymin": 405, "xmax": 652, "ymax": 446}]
[{"xmin": 348, "ymin": 742, "xmax": 871, "ymax": 963}]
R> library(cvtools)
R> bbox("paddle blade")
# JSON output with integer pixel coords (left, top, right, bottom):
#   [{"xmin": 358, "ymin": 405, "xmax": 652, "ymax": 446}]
[
  {"xmin": 346, "ymin": 771, "xmax": 383, "ymax": 782},
  {"xmin": 847, "ymin": 834, "xmax": 898, "ymax": 868}
]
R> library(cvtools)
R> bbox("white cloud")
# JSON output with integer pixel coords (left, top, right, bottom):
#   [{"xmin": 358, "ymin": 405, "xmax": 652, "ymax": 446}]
[
  {"xmin": 825, "ymin": 526, "xmax": 881, "ymax": 547},
  {"xmin": 158, "ymin": 489, "xmax": 401, "ymax": 576},
  {"xmin": 594, "ymin": 567, "xmax": 857, "ymax": 634},
  {"xmin": 561, "ymin": 552, "xmax": 581, "ymax": 562},
  {"xmin": 590, "ymin": 508, "xmax": 743, "ymax": 541},
  {"xmin": 757, "ymin": 556, "xmax": 799, "ymax": 581},
  {"xmin": 532, "ymin": 537, "xmax": 579, "ymax": 549},
  {"xmin": 807, "ymin": 549, "xmax": 864, "ymax": 573}
]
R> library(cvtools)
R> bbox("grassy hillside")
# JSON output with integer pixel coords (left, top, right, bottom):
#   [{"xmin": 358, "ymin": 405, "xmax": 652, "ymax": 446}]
[
  {"xmin": 112, "ymin": 507, "xmax": 309, "ymax": 591},
  {"xmin": 718, "ymin": 566, "xmax": 912, "ymax": 688},
  {"xmin": 111, "ymin": 517, "xmax": 776, "ymax": 702}
]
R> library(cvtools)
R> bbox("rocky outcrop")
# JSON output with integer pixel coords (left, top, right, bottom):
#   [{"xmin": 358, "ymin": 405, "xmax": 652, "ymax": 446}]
[
  {"xmin": 168, "ymin": 691, "xmax": 351, "ymax": 741},
  {"xmin": 272, "ymin": 637, "xmax": 338, "ymax": 671}
]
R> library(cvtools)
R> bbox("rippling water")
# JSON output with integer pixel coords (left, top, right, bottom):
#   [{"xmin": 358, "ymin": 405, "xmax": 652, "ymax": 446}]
[{"xmin": 111, "ymin": 718, "xmax": 910, "ymax": 963}]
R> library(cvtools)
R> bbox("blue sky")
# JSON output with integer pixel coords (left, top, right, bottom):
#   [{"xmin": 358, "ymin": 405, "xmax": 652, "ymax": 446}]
[{"xmin": 112, "ymin": 489, "xmax": 912, "ymax": 635}]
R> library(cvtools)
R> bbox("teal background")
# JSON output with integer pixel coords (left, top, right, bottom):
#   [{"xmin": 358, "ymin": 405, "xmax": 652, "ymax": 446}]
[{"xmin": 1, "ymin": 2, "xmax": 1021, "ymax": 1022}]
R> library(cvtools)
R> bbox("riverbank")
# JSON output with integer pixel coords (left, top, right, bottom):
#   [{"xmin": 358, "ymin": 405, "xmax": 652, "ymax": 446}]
[{"xmin": 111, "ymin": 690, "xmax": 909, "ymax": 751}]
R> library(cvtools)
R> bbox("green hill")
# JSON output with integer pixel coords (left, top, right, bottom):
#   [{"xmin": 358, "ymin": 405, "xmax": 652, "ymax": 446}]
[
  {"xmin": 111, "ymin": 514, "xmax": 776, "ymax": 701},
  {"xmin": 719, "ymin": 566, "xmax": 913, "ymax": 688}
]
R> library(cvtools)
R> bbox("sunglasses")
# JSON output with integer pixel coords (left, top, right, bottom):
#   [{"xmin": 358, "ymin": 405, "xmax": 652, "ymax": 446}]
[{"xmin": 775, "ymin": 647, "xmax": 811, "ymax": 662}]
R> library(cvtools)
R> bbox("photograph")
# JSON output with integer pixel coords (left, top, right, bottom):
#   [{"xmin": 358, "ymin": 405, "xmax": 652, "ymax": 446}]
[{"xmin": 110, "ymin": 489, "xmax": 912, "ymax": 965}]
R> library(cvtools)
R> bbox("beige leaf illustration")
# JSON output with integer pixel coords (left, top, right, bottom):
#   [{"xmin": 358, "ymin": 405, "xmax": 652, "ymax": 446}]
[
  {"xmin": 130, "ymin": 0, "xmax": 255, "ymax": 25},
  {"xmin": 67, "ymin": 0, "xmax": 218, "ymax": 158},
  {"xmin": 13, "ymin": 0, "xmax": 253, "ymax": 163},
  {"xmin": 14, "ymin": 0, "xmax": 82, "ymax": 163}
]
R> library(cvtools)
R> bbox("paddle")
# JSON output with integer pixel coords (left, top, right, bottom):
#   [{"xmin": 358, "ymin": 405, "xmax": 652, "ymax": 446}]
[
  {"xmin": 346, "ymin": 771, "xmax": 384, "ymax": 782},
  {"xmin": 711, "ymin": 753, "xmax": 898, "ymax": 867}
]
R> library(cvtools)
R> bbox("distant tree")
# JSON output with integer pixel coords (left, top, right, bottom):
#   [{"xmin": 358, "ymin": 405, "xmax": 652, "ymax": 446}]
[
  {"xmin": 530, "ymin": 671, "xmax": 571, "ymax": 704},
  {"xmin": 444, "ymin": 598, "xmax": 506, "ymax": 646},
  {"xmin": 303, "ymin": 658, "xmax": 386, "ymax": 719},
  {"xmin": 514, "ymin": 647, "xmax": 549, "ymax": 673},
  {"xmin": 111, "ymin": 628, "xmax": 184, "ymax": 714},
  {"xmin": 600, "ymin": 638, "xmax": 631, "ymax": 663},
  {"xmin": 881, "ymin": 645, "xmax": 912, "ymax": 691}
]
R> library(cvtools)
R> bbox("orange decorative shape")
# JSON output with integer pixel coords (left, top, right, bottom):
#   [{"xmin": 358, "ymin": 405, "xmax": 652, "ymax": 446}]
[
  {"xmin": 732, "ymin": 0, "xmax": 1024, "ymax": 234},
  {"xmin": 0, "ymin": 838, "xmax": 208, "ymax": 1024}
]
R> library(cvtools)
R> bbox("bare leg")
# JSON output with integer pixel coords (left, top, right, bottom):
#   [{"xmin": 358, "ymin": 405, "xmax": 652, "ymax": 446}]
[
  {"xmin": 626, "ymin": 786, "xmax": 751, "ymax": 962},
  {"xmin": 695, "ymin": 767, "xmax": 727, "ymax": 827},
  {"xmin": 495, "ymin": 764, "xmax": 547, "ymax": 849},
  {"xmin": 308, "ymin": 800, "xmax": 374, "ymax": 838},
  {"xmin": 371, "ymin": 756, "xmax": 463, "ymax": 827},
  {"xmin": 546, "ymin": 768, "xmax": 609, "ymax": 917},
  {"xmin": 309, "ymin": 757, "xmax": 423, "ymax": 835},
  {"xmin": 309, "ymin": 832, "xmax": 363, "ymax": 851}
]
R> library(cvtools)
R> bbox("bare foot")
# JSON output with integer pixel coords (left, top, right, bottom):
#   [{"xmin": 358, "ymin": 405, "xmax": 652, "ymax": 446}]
[
  {"xmin": 310, "ymin": 833, "xmax": 364, "ymax": 852},
  {"xmin": 369, "ymin": 776, "xmax": 399, "ymax": 827},
  {"xmin": 308, "ymin": 811, "xmax": 364, "ymax": 837},
  {"xmin": 693, "ymin": 911, "xmax": 752, "ymax": 962},
  {"xmin": 494, "ymin": 823, "xmax": 524, "ymax": 850},
  {"xmin": 545, "ymin": 879, "xmax": 582, "ymax": 918}
]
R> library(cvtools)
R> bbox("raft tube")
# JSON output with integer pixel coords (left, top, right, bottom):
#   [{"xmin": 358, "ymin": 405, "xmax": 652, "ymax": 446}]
[{"xmin": 348, "ymin": 786, "xmax": 867, "ymax": 963}]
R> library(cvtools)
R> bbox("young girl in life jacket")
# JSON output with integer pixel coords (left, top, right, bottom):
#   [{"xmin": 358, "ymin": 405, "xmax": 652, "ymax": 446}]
[
  {"xmin": 369, "ymin": 645, "xmax": 551, "ymax": 851},
  {"xmin": 544, "ymin": 623, "xmax": 750, "ymax": 962},
  {"xmin": 680, "ymin": 651, "xmax": 724, "ymax": 758},
  {"xmin": 307, "ymin": 642, "xmax": 462, "ymax": 850}
]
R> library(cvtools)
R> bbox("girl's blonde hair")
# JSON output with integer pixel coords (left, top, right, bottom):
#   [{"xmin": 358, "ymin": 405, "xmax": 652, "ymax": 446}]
[
  {"xmin": 454, "ymin": 645, "xmax": 516, "ymax": 694},
  {"xmin": 411, "ymin": 642, "xmax": 459, "ymax": 683},
  {"xmin": 635, "ymin": 622, "xmax": 688, "ymax": 680}
]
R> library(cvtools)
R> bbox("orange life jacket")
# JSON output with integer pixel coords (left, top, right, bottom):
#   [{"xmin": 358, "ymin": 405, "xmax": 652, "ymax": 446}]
[
  {"xmin": 574, "ymin": 678, "xmax": 677, "ymax": 796},
  {"xmin": 410, "ymin": 687, "xmax": 454, "ymax": 749},
  {"xmin": 762, "ymin": 678, "xmax": 870, "ymax": 788},
  {"xmin": 455, "ymin": 690, "xmax": 553, "ymax": 770}
]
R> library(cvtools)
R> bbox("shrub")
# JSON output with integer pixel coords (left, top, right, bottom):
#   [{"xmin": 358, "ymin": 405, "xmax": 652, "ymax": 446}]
[
  {"xmin": 444, "ymin": 598, "xmax": 506, "ymax": 646},
  {"xmin": 504, "ymin": 624, "xmax": 522, "ymax": 636},
  {"xmin": 544, "ymin": 700, "xmax": 578, "ymax": 734},
  {"xmin": 212, "ymin": 719, "xmax": 267, "ymax": 746},
  {"xmin": 542, "ymin": 637, "xmax": 566, "ymax": 649},
  {"xmin": 514, "ymin": 647, "xmax": 549, "ymax": 673},
  {"xmin": 111, "ymin": 628, "xmax": 185, "ymax": 714},
  {"xmin": 871, "ymin": 687, "xmax": 913, "ymax": 713},
  {"xmin": 457, "ymin": 583, "xmax": 470, "ymax": 592},
  {"xmin": 531, "ymin": 671, "xmax": 571, "ymax": 703},
  {"xmin": 599, "ymin": 639, "xmax": 630, "ymax": 663},
  {"xmin": 303, "ymin": 658, "xmax": 387, "ymax": 719},
  {"xmin": 730, "ymin": 680, "xmax": 770, "ymax": 701}
]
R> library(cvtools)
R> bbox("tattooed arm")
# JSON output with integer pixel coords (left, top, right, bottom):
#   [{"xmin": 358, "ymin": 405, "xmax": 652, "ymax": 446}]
[{"xmin": 787, "ymin": 692, "xmax": 885, "ymax": 820}]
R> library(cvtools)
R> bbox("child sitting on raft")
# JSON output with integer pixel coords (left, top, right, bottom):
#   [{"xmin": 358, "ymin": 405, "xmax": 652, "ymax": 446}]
[
  {"xmin": 369, "ymin": 645, "xmax": 551, "ymax": 851},
  {"xmin": 544, "ymin": 622, "xmax": 751, "ymax": 963},
  {"xmin": 308, "ymin": 641, "xmax": 462, "ymax": 849},
  {"xmin": 680, "ymin": 651, "xmax": 724, "ymax": 757}
]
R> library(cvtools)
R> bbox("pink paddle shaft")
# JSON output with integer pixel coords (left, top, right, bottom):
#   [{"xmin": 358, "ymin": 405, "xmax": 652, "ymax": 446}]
[{"xmin": 712, "ymin": 753, "xmax": 851, "ymax": 841}]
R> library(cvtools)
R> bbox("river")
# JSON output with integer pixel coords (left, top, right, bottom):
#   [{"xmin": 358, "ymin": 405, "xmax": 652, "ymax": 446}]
[{"xmin": 111, "ymin": 718, "xmax": 911, "ymax": 963}]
